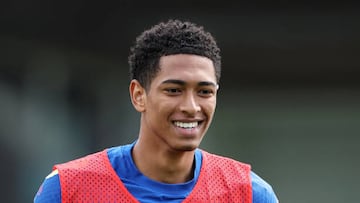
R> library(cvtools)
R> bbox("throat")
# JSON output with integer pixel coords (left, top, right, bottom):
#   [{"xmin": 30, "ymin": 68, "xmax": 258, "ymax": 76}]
[
  {"xmin": 158, "ymin": 159, "xmax": 195, "ymax": 183},
  {"xmin": 132, "ymin": 143, "xmax": 196, "ymax": 184}
]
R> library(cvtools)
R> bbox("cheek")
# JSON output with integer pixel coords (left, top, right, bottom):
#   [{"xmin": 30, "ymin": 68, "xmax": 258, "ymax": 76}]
[
  {"xmin": 202, "ymin": 100, "xmax": 217, "ymax": 116},
  {"xmin": 149, "ymin": 99, "xmax": 175, "ymax": 116}
]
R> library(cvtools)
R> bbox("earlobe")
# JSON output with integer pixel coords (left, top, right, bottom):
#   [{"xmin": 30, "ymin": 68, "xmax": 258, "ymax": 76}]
[{"xmin": 129, "ymin": 80, "xmax": 146, "ymax": 112}]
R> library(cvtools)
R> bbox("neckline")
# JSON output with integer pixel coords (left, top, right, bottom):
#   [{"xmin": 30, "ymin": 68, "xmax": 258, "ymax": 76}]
[{"xmin": 107, "ymin": 143, "xmax": 203, "ymax": 195}]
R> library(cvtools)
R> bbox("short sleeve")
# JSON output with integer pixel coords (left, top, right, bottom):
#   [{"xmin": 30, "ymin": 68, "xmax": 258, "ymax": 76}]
[
  {"xmin": 251, "ymin": 171, "xmax": 278, "ymax": 203},
  {"xmin": 34, "ymin": 170, "xmax": 61, "ymax": 203}
]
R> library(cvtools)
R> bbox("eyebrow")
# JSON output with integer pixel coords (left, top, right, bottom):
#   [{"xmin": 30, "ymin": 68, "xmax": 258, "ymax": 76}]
[{"xmin": 161, "ymin": 79, "xmax": 217, "ymax": 87}]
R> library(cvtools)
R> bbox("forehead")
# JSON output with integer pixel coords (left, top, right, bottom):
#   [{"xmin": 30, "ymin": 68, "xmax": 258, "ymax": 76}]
[{"xmin": 155, "ymin": 54, "xmax": 216, "ymax": 84}]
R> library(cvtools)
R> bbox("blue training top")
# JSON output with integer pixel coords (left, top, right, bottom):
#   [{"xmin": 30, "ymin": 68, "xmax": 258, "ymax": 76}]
[{"xmin": 34, "ymin": 143, "xmax": 278, "ymax": 203}]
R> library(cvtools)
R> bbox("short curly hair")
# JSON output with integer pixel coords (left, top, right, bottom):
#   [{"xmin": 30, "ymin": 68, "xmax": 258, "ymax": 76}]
[{"xmin": 128, "ymin": 19, "xmax": 221, "ymax": 90}]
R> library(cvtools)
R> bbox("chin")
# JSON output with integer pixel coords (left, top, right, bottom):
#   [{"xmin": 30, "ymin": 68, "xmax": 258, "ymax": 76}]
[
  {"xmin": 173, "ymin": 141, "xmax": 200, "ymax": 152},
  {"xmin": 179, "ymin": 146, "xmax": 197, "ymax": 151}
]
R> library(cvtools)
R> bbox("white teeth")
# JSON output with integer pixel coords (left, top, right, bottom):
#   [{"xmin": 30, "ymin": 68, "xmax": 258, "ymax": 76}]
[{"xmin": 174, "ymin": 121, "xmax": 198, "ymax": 129}]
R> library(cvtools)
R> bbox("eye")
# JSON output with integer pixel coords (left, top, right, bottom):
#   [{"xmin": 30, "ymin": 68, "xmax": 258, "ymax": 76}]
[
  {"xmin": 198, "ymin": 89, "xmax": 215, "ymax": 97},
  {"xmin": 164, "ymin": 88, "xmax": 182, "ymax": 95}
]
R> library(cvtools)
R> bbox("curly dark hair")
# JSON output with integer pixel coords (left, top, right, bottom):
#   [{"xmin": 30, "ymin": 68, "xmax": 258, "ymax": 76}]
[{"xmin": 128, "ymin": 19, "xmax": 221, "ymax": 90}]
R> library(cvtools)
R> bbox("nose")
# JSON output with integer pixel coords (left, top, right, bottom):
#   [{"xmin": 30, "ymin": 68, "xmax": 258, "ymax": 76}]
[{"xmin": 179, "ymin": 92, "xmax": 201, "ymax": 115}]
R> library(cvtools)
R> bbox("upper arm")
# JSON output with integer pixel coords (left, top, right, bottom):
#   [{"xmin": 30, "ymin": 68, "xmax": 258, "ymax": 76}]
[
  {"xmin": 251, "ymin": 171, "xmax": 279, "ymax": 203},
  {"xmin": 34, "ymin": 170, "xmax": 61, "ymax": 203}
]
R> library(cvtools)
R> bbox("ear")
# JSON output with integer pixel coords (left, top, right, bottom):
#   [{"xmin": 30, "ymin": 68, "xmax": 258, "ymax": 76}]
[{"xmin": 129, "ymin": 79, "xmax": 146, "ymax": 112}]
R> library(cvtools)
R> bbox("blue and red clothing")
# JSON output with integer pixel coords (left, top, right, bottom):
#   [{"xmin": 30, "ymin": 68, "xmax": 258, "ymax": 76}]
[{"xmin": 34, "ymin": 142, "xmax": 278, "ymax": 202}]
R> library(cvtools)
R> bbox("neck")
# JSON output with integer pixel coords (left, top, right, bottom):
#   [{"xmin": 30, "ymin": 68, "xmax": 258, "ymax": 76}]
[{"xmin": 132, "ymin": 137, "xmax": 196, "ymax": 184}]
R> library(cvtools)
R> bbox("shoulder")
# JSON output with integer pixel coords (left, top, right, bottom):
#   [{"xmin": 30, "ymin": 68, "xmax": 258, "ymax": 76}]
[
  {"xmin": 200, "ymin": 150, "xmax": 278, "ymax": 202},
  {"xmin": 55, "ymin": 150, "xmax": 108, "ymax": 171},
  {"xmin": 200, "ymin": 150, "xmax": 252, "ymax": 187},
  {"xmin": 251, "ymin": 171, "xmax": 279, "ymax": 203},
  {"xmin": 55, "ymin": 144, "xmax": 131, "ymax": 171},
  {"xmin": 200, "ymin": 150, "xmax": 251, "ymax": 172}
]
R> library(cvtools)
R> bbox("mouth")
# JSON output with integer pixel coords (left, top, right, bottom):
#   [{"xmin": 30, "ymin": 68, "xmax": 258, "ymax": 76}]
[{"xmin": 173, "ymin": 121, "xmax": 201, "ymax": 129}]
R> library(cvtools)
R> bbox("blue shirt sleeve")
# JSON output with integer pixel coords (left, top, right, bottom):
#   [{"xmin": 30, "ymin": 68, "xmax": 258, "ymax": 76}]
[
  {"xmin": 33, "ymin": 172, "xmax": 61, "ymax": 203},
  {"xmin": 251, "ymin": 171, "xmax": 279, "ymax": 203}
]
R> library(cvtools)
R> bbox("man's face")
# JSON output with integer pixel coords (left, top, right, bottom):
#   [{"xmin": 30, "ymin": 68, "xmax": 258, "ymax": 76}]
[{"xmin": 138, "ymin": 54, "xmax": 218, "ymax": 152}]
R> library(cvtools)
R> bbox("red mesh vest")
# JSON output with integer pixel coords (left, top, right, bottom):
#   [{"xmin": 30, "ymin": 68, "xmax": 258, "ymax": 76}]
[{"xmin": 55, "ymin": 149, "xmax": 252, "ymax": 203}]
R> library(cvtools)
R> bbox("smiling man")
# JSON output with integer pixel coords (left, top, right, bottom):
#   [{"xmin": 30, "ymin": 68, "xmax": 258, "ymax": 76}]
[{"xmin": 34, "ymin": 19, "xmax": 278, "ymax": 203}]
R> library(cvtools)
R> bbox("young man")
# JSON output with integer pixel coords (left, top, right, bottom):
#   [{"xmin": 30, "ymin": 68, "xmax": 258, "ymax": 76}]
[{"xmin": 34, "ymin": 19, "xmax": 278, "ymax": 203}]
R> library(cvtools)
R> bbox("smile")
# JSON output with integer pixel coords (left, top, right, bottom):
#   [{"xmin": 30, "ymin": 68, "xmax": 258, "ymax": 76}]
[{"xmin": 173, "ymin": 121, "xmax": 199, "ymax": 129}]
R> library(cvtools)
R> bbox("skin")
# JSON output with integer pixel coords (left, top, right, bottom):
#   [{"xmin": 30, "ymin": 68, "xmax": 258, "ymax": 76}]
[{"xmin": 129, "ymin": 54, "xmax": 218, "ymax": 184}]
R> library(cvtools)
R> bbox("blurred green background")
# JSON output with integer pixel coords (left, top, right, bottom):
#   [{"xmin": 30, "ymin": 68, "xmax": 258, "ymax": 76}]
[{"xmin": 1, "ymin": 1, "xmax": 359, "ymax": 202}]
